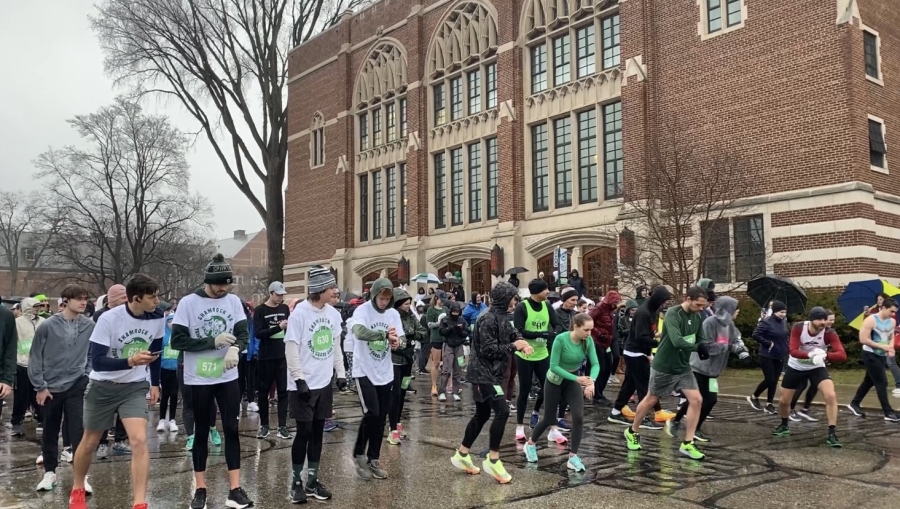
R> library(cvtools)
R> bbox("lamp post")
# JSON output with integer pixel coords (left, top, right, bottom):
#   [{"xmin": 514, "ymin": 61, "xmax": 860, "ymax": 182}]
[{"xmin": 490, "ymin": 243, "xmax": 505, "ymax": 277}]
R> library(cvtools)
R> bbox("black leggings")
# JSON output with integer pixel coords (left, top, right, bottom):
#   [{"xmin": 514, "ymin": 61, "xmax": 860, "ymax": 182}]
[
  {"xmin": 354, "ymin": 376, "xmax": 391, "ymax": 461},
  {"xmin": 614, "ymin": 355, "xmax": 651, "ymax": 410},
  {"xmin": 292, "ymin": 419, "xmax": 326, "ymax": 466},
  {"xmin": 190, "ymin": 380, "xmax": 241, "ymax": 472},
  {"xmin": 257, "ymin": 358, "xmax": 288, "ymax": 428},
  {"xmin": 178, "ymin": 365, "xmax": 216, "ymax": 436},
  {"xmin": 594, "ymin": 347, "xmax": 613, "ymax": 396},
  {"xmin": 516, "ymin": 356, "xmax": 549, "ymax": 424},
  {"xmin": 753, "ymin": 356, "xmax": 784, "ymax": 403},
  {"xmin": 674, "ymin": 372, "xmax": 717, "ymax": 430},
  {"xmin": 462, "ymin": 388, "xmax": 510, "ymax": 452},
  {"xmin": 852, "ymin": 351, "xmax": 894, "ymax": 416},
  {"xmin": 532, "ymin": 379, "xmax": 584, "ymax": 453},
  {"xmin": 790, "ymin": 380, "xmax": 818, "ymax": 410},
  {"xmin": 159, "ymin": 368, "xmax": 179, "ymax": 421},
  {"xmin": 389, "ymin": 363, "xmax": 413, "ymax": 431}
]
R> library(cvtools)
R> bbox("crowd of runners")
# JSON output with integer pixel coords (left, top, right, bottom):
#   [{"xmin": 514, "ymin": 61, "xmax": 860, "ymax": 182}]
[{"xmin": 0, "ymin": 255, "xmax": 897, "ymax": 509}]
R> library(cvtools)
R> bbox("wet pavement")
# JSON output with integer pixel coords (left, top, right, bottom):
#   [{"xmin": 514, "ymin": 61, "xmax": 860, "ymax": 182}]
[{"xmin": 2, "ymin": 376, "xmax": 900, "ymax": 509}]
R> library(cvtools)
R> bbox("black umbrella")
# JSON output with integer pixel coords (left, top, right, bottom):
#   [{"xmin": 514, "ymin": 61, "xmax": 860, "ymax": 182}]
[
  {"xmin": 747, "ymin": 275, "xmax": 808, "ymax": 315},
  {"xmin": 506, "ymin": 267, "xmax": 529, "ymax": 275}
]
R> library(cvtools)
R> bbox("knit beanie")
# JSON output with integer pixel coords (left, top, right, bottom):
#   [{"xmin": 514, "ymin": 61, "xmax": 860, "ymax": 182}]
[
  {"xmin": 771, "ymin": 300, "xmax": 787, "ymax": 314},
  {"xmin": 308, "ymin": 266, "xmax": 336, "ymax": 294},
  {"xmin": 561, "ymin": 288, "xmax": 579, "ymax": 302},
  {"xmin": 528, "ymin": 278, "xmax": 549, "ymax": 295},
  {"xmin": 204, "ymin": 253, "xmax": 233, "ymax": 285},
  {"xmin": 808, "ymin": 306, "xmax": 828, "ymax": 321}
]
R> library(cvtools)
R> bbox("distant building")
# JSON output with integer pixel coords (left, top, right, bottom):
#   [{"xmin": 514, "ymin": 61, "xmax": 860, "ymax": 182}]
[
  {"xmin": 215, "ymin": 229, "xmax": 269, "ymax": 303},
  {"xmin": 0, "ymin": 231, "xmax": 94, "ymax": 299}
]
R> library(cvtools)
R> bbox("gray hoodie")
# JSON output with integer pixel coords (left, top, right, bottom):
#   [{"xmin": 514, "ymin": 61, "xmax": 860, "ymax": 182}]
[
  {"xmin": 689, "ymin": 296, "xmax": 747, "ymax": 378},
  {"xmin": 28, "ymin": 313, "xmax": 94, "ymax": 393}
]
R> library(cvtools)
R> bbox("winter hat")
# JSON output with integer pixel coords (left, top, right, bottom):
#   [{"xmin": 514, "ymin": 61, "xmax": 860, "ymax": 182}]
[
  {"xmin": 107, "ymin": 284, "xmax": 127, "ymax": 306},
  {"xmin": 771, "ymin": 301, "xmax": 787, "ymax": 314},
  {"xmin": 308, "ymin": 266, "xmax": 336, "ymax": 294},
  {"xmin": 528, "ymin": 278, "xmax": 549, "ymax": 295},
  {"xmin": 809, "ymin": 306, "xmax": 829, "ymax": 321},
  {"xmin": 204, "ymin": 253, "xmax": 233, "ymax": 285},
  {"xmin": 561, "ymin": 288, "xmax": 579, "ymax": 302}
]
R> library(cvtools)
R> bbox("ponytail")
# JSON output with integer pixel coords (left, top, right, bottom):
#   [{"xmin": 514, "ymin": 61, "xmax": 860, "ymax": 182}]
[{"xmin": 572, "ymin": 312, "xmax": 592, "ymax": 330}]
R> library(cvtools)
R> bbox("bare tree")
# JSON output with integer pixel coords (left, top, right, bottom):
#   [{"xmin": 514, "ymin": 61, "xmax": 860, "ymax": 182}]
[
  {"xmin": 0, "ymin": 190, "xmax": 64, "ymax": 296},
  {"xmin": 35, "ymin": 98, "xmax": 214, "ymax": 290},
  {"xmin": 616, "ymin": 130, "xmax": 769, "ymax": 295},
  {"xmin": 92, "ymin": 0, "xmax": 370, "ymax": 284},
  {"xmin": 143, "ymin": 238, "xmax": 215, "ymax": 300}
]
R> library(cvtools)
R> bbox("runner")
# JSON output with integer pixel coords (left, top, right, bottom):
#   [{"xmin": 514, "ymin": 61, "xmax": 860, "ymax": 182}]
[
  {"xmin": 388, "ymin": 287, "xmax": 427, "ymax": 445},
  {"xmin": 451, "ymin": 282, "xmax": 532, "ymax": 483},
  {"xmin": 157, "ymin": 304, "xmax": 180, "ymax": 433},
  {"xmin": 847, "ymin": 298, "xmax": 900, "ymax": 421},
  {"xmin": 523, "ymin": 313, "xmax": 598, "ymax": 472},
  {"xmin": 772, "ymin": 307, "xmax": 847, "ymax": 446},
  {"xmin": 348, "ymin": 278, "xmax": 403, "ymax": 480},
  {"xmin": 252, "ymin": 281, "xmax": 292, "ymax": 440},
  {"xmin": 438, "ymin": 301, "xmax": 468, "ymax": 402},
  {"xmin": 11, "ymin": 297, "xmax": 44, "ymax": 437},
  {"xmin": 69, "ymin": 274, "xmax": 164, "ymax": 509},
  {"xmin": 624, "ymin": 286, "xmax": 710, "ymax": 460},
  {"xmin": 171, "ymin": 253, "xmax": 253, "ymax": 509},
  {"xmin": 29, "ymin": 284, "xmax": 94, "ymax": 492},
  {"xmin": 284, "ymin": 266, "xmax": 344, "ymax": 503},
  {"xmin": 666, "ymin": 296, "xmax": 749, "ymax": 442},
  {"xmin": 748, "ymin": 301, "xmax": 788, "ymax": 414},
  {"xmin": 788, "ymin": 310, "xmax": 834, "ymax": 422},
  {"xmin": 424, "ymin": 292, "xmax": 446, "ymax": 395},
  {"xmin": 513, "ymin": 279, "xmax": 566, "ymax": 443}
]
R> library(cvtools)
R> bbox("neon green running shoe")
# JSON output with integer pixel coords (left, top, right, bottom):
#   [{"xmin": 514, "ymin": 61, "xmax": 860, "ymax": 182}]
[
  {"xmin": 210, "ymin": 428, "xmax": 222, "ymax": 446},
  {"xmin": 482, "ymin": 458, "xmax": 511, "ymax": 484},
  {"xmin": 624, "ymin": 428, "xmax": 642, "ymax": 451},
  {"xmin": 185, "ymin": 435, "xmax": 194, "ymax": 451},
  {"xmin": 450, "ymin": 451, "xmax": 480, "ymax": 474},
  {"xmin": 679, "ymin": 441, "xmax": 706, "ymax": 460},
  {"xmin": 826, "ymin": 432, "xmax": 843, "ymax": 448},
  {"xmin": 772, "ymin": 424, "xmax": 791, "ymax": 437}
]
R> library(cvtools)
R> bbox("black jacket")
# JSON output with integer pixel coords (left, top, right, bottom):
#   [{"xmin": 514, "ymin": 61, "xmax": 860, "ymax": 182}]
[
  {"xmin": 569, "ymin": 276, "xmax": 586, "ymax": 299},
  {"xmin": 625, "ymin": 286, "xmax": 672, "ymax": 356},
  {"xmin": 439, "ymin": 302, "xmax": 469, "ymax": 347},
  {"xmin": 556, "ymin": 306, "xmax": 576, "ymax": 332},
  {"xmin": 466, "ymin": 284, "xmax": 519, "ymax": 385},
  {"xmin": 753, "ymin": 315, "xmax": 789, "ymax": 359}
]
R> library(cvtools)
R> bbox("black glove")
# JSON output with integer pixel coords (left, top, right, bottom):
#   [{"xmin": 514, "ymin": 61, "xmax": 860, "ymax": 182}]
[
  {"xmin": 337, "ymin": 378, "xmax": 347, "ymax": 391},
  {"xmin": 295, "ymin": 379, "xmax": 311, "ymax": 401},
  {"xmin": 696, "ymin": 342, "xmax": 710, "ymax": 361}
]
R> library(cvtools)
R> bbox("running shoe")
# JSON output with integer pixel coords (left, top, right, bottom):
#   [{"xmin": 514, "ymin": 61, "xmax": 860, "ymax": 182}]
[
  {"xmin": 609, "ymin": 376, "xmax": 620, "ymax": 385},
  {"xmin": 210, "ymin": 428, "xmax": 222, "ymax": 446},
  {"xmin": 789, "ymin": 411, "xmax": 801, "ymax": 422},
  {"xmin": 796, "ymin": 408, "xmax": 818, "ymax": 422},
  {"xmin": 257, "ymin": 425, "xmax": 270, "ymax": 439},
  {"xmin": 679, "ymin": 441, "xmax": 706, "ymax": 460},
  {"xmin": 523, "ymin": 442, "xmax": 538, "ymax": 462},
  {"xmin": 10, "ymin": 424, "xmax": 24, "ymax": 436},
  {"xmin": 353, "ymin": 455, "xmax": 373, "ymax": 480},
  {"xmin": 846, "ymin": 403, "xmax": 866, "ymax": 417},
  {"xmin": 324, "ymin": 420, "xmax": 339, "ymax": 432},
  {"xmin": 556, "ymin": 418, "xmax": 572, "ymax": 432},
  {"xmin": 621, "ymin": 406, "xmax": 636, "ymax": 419},
  {"xmin": 515, "ymin": 425, "xmax": 527, "ymax": 442},
  {"xmin": 567, "ymin": 454, "xmax": 586, "ymax": 472},
  {"xmin": 247, "ymin": 402, "xmax": 259, "ymax": 412},
  {"xmin": 747, "ymin": 395, "xmax": 762, "ymax": 410},
  {"xmin": 624, "ymin": 428, "xmax": 642, "ymax": 451},
  {"xmin": 112, "ymin": 442, "xmax": 131, "ymax": 455},
  {"xmin": 884, "ymin": 412, "xmax": 900, "ymax": 422},
  {"xmin": 95, "ymin": 444, "xmax": 108, "ymax": 460},
  {"xmin": 530, "ymin": 411, "xmax": 539, "ymax": 428},
  {"xmin": 367, "ymin": 460, "xmax": 388, "ymax": 479},
  {"xmin": 764, "ymin": 403, "xmax": 776, "ymax": 415},
  {"xmin": 664, "ymin": 418, "xmax": 682, "ymax": 438},
  {"xmin": 893, "ymin": 388, "xmax": 900, "ymax": 397},
  {"xmin": 548, "ymin": 428, "xmax": 568, "ymax": 444},
  {"xmin": 826, "ymin": 432, "xmax": 842, "ymax": 448},
  {"xmin": 431, "ymin": 385, "xmax": 438, "ymax": 396},
  {"xmin": 190, "ymin": 488, "xmax": 207, "ymax": 509},
  {"xmin": 36, "ymin": 471, "xmax": 56, "ymax": 491},
  {"xmin": 61, "ymin": 447, "xmax": 73, "ymax": 463},
  {"xmin": 639, "ymin": 417, "xmax": 662, "ymax": 430},
  {"xmin": 482, "ymin": 458, "xmax": 511, "ymax": 484},
  {"xmin": 278, "ymin": 426, "xmax": 293, "ymax": 439},
  {"xmin": 290, "ymin": 480, "xmax": 306, "ymax": 504},
  {"xmin": 69, "ymin": 488, "xmax": 87, "ymax": 509},
  {"xmin": 305, "ymin": 481, "xmax": 332, "ymax": 500},
  {"xmin": 36, "ymin": 454, "xmax": 43, "ymax": 465},
  {"xmin": 654, "ymin": 409, "xmax": 676, "ymax": 423},
  {"xmin": 593, "ymin": 395, "xmax": 612, "ymax": 407},
  {"xmin": 226, "ymin": 487, "xmax": 253, "ymax": 508},
  {"xmin": 607, "ymin": 412, "xmax": 630, "ymax": 425},
  {"xmin": 771, "ymin": 424, "xmax": 791, "ymax": 437},
  {"xmin": 451, "ymin": 450, "xmax": 481, "ymax": 474},
  {"xmin": 156, "ymin": 420, "xmax": 167, "ymax": 432},
  {"xmin": 438, "ymin": 393, "xmax": 447, "ymax": 402},
  {"xmin": 452, "ymin": 393, "xmax": 461, "ymax": 402},
  {"xmin": 397, "ymin": 422, "xmax": 405, "ymax": 437},
  {"xmin": 693, "ymin": 429, "xmax": 711, "ymax": 443},
  {"xmin": 387, "ymin": 430, "xmax": 401, "ymax": 445},
  {"xmin": 508, "ymin": 402, "xmax": 516, "ymax": 412},
  {"xmin": 168, "ymin": 420, "xmax": 179, "ymax": 433},
  {"xmin": 84, "ymin": 477, "xmax": 93, "ymax": 495},
  {"xmin": 185, "ymin": 435, "xmax": 194, "ymax": 451},
  {"xmin": 134, "ymin": 504, "xmax": 148, "ymax": 509}
]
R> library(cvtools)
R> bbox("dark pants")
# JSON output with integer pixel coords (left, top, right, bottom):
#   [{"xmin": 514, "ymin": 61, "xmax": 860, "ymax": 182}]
[
  {"xmin": 98, "ymin": 416, "xmax": 127, "ymax": 446},
  {"xmin": 515, "ymin": 356, "xmax": 548, "ymax": 424},
  {"xmin": 753, "ymin": 356, "xmax": 784, "ymax": 403},
  {"xmin": 354, "ymin": 376, "xmax": 391, "ymax": 461},
  {"xmin": 238, "ymin": 354, "xmax": 257, "ymax": 403},
  {"xmin": 190, "ymin": 380, "xmax": 241, "ymax": 472},
  {"xmin": 532, "ymin": 379, "xmax": 585, "ymax": 453},
  {"xmin": 417, "ymin": 345, "xmax": 430, "ymax": 373},
  {"xmin": 594, "ymin": 346, "xmax": 614, "ymax": 397},
  {"xmin": 501, "ymin": 353, "xmax": 517, "ymax": 402},
  {"xmin": 41, "ymin": 376, "xmax": 88, "ymax": 473},
  {"xmin": 159, "ymin": 368, "xmax": 179, "ymax": 421},
  {"xmin": 462, "ymin": 386, "xmax": 510, "ymax": 451},
  {"xmin": 11, "ymin": 365, "xmax": 35, "ymax": 425},
  {"xmin": 614, "ymin": 355, "xmax": 652, "ymax": 410},
  {"xmin": 389, "ymin": 363, "xmax": 413, "ymax": 431},
  {"xmin": 178, "ymin": 364, "xmax": 216, "ymax": 436},
  {"xmin": 292, "ymin": 419, "xmax": 325, "ymax": 466},
  {"xmin": 790, "ymin": 379, "xmax": 818, "ymax": 409},
  {"xmin": 852, "ymin": 351, "xmax": 895, "ymax": 416},
  {"xmin": 257, "ymin": 358, "xmax": 288, "ymax": 427},
  {"xmin": 610, "ymin": 340, "xmax": 621, "ymax": 377},
  {"xmin": 674, "ymin": 372, "xmax": 717, "ymax": 430}
]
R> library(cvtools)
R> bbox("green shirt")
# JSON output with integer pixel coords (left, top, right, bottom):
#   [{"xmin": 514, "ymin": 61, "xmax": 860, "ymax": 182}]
[
  {"xmin": 516, "ymin": 300, "xmax": 550, "ymax": 361},
  {"xmin": 547, "ymin": 332, "xmax": 600, "ymax": 385},
  {"xmin": 426, "ymin": 306, "xmax": 444, "ymax": 343},
  {"xmin": 652, "ymin": 305, "xmax": 705, "ymax": 375}
]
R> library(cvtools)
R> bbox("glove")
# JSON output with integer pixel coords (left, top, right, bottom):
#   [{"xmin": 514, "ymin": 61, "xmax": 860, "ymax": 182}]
[
  {"xmin": 337, "ymin": 378, "xmax": 347, "ymax": 391},
  {"xmin": 223, "ymin": 346, "xmax": 240, "ymax": 370},
  {"xmin": 809, "ymin": 348, "xmax": 826, "ymax": 358},
  {"xmin": 811, "ymin": 352, "xmax": 827, "ymax": 368},
  {"xmin": 738, "ymin": 351, "xmax": 751, "ymax": 360},
  {"xmin": 215, "ymin": 333, "xmax": 237, "ymax": 348},
  {"xmin": 696, "ymin": 342, "xmax": 710, "ymax": 361},
  {"xmin": 296, "ymin": 379, "xmax": 311, "ymax": 401}
]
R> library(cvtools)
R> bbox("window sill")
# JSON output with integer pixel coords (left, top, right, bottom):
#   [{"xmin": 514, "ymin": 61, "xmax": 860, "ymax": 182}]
[
  {"xmin": 871, "ymin": 165, "xmax": 889, "ymax": 175},
  {"xmin": 699, "ymin": 22, "xmax": 745, "ymax": 42},
  {"xmin": 431, "ymin": 219, "xmax": 499, "ymax": 235},
  {"xmin": 311, "ymin": 162, "xmax": 325, "ymax": 169},
  {"xmin": 866, "ymin": 75, "xmax": 885, "ymax": 87},
  {"xmin": 356, "ymin": 235, "xmax": 408, "ymax": 248},
  {"xmin": 525, "ymin": 198, "xmax": 622, "ymax": 220}
]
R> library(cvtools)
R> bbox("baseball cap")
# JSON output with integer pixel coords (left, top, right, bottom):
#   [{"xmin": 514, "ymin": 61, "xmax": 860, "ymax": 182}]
[{"xmin": 268, "ymin": 281, "xmax": 287, "ymax": 295}]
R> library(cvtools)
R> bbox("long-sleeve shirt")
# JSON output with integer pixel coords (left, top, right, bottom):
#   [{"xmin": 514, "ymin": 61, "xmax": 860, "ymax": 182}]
[
  {"xmin": 252, "ymin": 303, "xmax": 289, "ymax": 360},
  {"xmin": 88, "ymin": 304, "xmax": 164, "ymax": 385},
  {"xmin": 786, "ymin": 322, "xmax": 846, "ymax": 371},
  {"xmin": 284, "ymin": 300, "xmax": 345, "ymax": 391},
  {"xmin": 547, "ymin": 332, "xmax": 599, "ymax": 385},
  {"xmin": 0, "ymin": 306, "xmax": 17, "ymax": 386},
  {"xmin": 652, "ymin": 305, "xmax": 706, "ymax": 375},
  {"xmin": 28, "ymin": 313, "xmax": 94, "ymax": 392},
  {"xmin": 425, "ymin": 306, "xmax": 444, "ymax": 343}
]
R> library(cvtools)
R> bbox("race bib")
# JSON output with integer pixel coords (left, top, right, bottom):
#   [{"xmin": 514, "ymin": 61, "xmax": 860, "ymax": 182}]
[
  {"xmin": 682, "ymin": 334, "xmax": 696, "ymax": 345},
  {"xmin": 457, "ymin": 356, "xmax": 465, "ymax": 366},
  {"xmin": 547, "ymin": 371, "xmax": 563, "ymax": 384},
  {"xmin": 196, "ymin": 357, "xmax": 224, "ymax": 378},
  {"xmin": 122, "ymin": 340, "xmax": 150, "ymax": 359},
  {"xmin": 17, "ymin": 340, "xmax": 32, "ymax": 356},
  {"xmin": 493, "ymin": 385, "xmax": 504, "ymax": 396},
  {"xmin": 163, "ymin": 344, "xmax": 179, "ymax": 360},
  {"xmin": 709, "ymin": 378, "xmax": 719, "ymax": 393},
  {"xmin": 401, "ymin": 376, "xmax": 412, "ymax": 390}
]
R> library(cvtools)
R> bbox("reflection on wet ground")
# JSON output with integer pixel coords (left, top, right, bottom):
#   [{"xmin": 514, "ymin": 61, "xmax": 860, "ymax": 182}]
[{"xmin": 2, "ymin": 378, "xmax": 900, "ymax": 508}]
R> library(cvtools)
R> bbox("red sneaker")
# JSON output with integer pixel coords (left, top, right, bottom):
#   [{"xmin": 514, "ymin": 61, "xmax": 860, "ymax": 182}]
[
  {"xmin": 69, "ymin": 489, "xmax": 88, "ymax": 509},
  {"xmin": 133, "ymin": 504, "xmax": 148, "ymax": 509}
]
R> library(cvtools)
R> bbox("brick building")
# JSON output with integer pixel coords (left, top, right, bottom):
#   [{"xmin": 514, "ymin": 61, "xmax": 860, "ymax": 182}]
[
  {"xmin": 283, "ymin": 0, "xmax": 900, "ymax": 299},
  {"xmin": 215, "ymin": 229, "xmax": 270, "ymax": 303}
]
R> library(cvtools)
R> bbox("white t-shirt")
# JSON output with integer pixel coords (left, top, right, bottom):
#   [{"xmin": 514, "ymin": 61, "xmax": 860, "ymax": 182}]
[
  {"xmin": 285, "ymin": 300, "xmax": 345, "ymax": 391},
  {"xmin": 89, "ymin": 305, "xmax": 165, "ymax": 384},
  {"xmin": 349, "ymin": 301, "xmax": 404, "ymax": 386},
  {"xmin": 174, "ymin": 293, "xmax": 246, "ymax": 386}
]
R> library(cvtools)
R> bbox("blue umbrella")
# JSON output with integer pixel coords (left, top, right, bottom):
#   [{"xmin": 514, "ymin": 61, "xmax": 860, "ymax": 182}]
[{"xmin": 838, "ymin": 279, "xmax": 900, "ymax": 329}]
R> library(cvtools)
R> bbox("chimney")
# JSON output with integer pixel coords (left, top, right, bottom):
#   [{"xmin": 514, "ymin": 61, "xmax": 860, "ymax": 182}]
[{"xmin": 234, "ymin": 230, "xmax": 246, "ymax": 240}]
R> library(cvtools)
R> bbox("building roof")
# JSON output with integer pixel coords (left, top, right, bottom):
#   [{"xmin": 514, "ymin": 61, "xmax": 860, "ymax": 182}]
[{"xmin": 215, "ymin": 230, "xmax": 263, "ymax": 259}]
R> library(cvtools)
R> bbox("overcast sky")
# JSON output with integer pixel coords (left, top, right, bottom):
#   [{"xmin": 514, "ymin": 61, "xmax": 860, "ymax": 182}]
[{"xmin": 0, "ymin": 1, "xmax": 264, "ymax": 241}]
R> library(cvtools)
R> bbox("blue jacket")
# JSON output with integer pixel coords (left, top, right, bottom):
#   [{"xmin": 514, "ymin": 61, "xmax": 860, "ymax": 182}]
[
  {"xmin": 246, "ymin": 316, "xmax": 259, "ymax": 360},
  {"xmin": 463, "ymin": 302, "xmax": 486, "ymax": 326},
  {"xmin": 161, "ymin": 315, "xmax": 178, "ymax": 371},
  {"xmin": 752, "ymin": 315, "xmax": 789, "ymax": 359}
]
